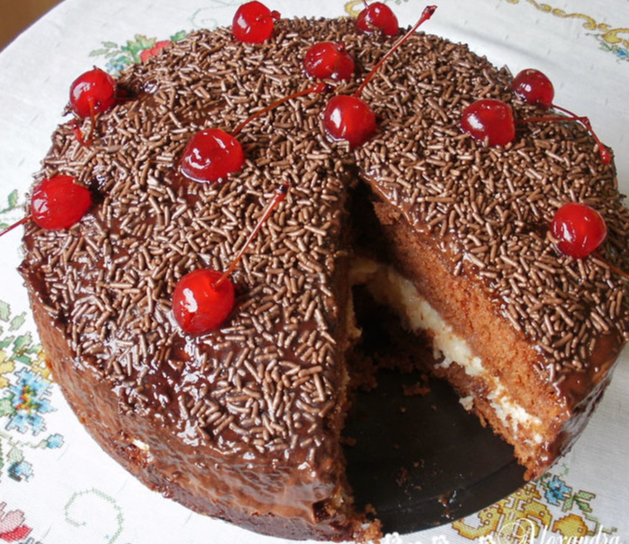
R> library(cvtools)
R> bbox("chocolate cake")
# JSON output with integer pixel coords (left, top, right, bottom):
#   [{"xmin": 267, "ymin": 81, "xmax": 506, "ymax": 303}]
[{"xmin": 18, "ymin": 9, "xmax": 629, "ymax": 543}]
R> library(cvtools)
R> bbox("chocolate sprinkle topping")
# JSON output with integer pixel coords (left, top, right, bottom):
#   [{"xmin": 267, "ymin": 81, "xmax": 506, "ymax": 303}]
[
  {"xmin": 22, "ymin": 19, "xmax": 366, "ymax": 459},
  {"xmin": 20, "ymin": 16, "xmax": 629, "ymax": 463}
]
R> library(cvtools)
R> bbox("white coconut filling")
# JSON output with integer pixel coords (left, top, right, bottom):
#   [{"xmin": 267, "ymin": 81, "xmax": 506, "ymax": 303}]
[
  {"xmin": 132, "ymin": 438, "xmax": 151, "ymax": 452},
  {"xmin": 351, "ymin": 257, "xmax": 542, "ymax": 442}
]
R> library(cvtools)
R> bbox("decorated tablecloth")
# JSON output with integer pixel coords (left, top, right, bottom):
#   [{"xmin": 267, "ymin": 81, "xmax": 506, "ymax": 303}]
[{"xmin": 0, "ymin": 0, "xmax": 627, "ymax": 543}]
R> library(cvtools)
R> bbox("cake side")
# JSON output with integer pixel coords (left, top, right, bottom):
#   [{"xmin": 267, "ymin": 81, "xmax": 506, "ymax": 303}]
[{"xmin": 27, "ymin": 285, "xmax": 353, "ymax": 539}]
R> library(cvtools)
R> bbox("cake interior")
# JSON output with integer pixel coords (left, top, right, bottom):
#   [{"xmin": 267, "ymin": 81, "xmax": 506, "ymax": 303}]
[
  {"xmin": 320, "ymin": 185, "xmax": 544, "ymax": 533},
  {"xmin": 341, "ymin": 182, "xmax": 570, "ymax": 488},
  {"xmin": 342, "ymin": 284, "xmax": 526, "ymax": 532}
]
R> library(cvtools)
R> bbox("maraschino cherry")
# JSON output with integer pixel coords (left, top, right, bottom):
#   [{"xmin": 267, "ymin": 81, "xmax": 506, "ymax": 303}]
[
  {"xmin": 0, "ymin": 175, "xmax": 92, "ymax": 239},
  {"xmin": 304, "ymin": 42, "xmax": 355, "ymax": 81},
  {"xmin": 511, "ymin": 69, "xmax": 554, "ymax": 109},
  {"xmin": 70, "ymin": 68, "xmax": 117, "ymax": 117},
  {"xmin": 511, "ymin": 69, "xmax": 611, "ymax": 164},
  {"xmin": 551, "ymin": 203, "xmax": 607, "ymax": 260},
  {"xmin": 180, "ymin": 129, "xmax": 244, "ymax": 184},
  {"xmin": 459, "ymin": 99, "xmax": 515, "ymax": 147},
  {"xmin": 172, "ymin": 184, "xmax": 288, "ymax": 335},
  {"xmin": 324, "ymin": 5, "xmax": 437, "ymax": 147},
  {"xmin": 69, "ymin": 67, "xmax": 117, "ymax": 146},
  {"xmin": 232, "ymin": 1, "xmax": 280, "ymax": 43},
  {"xmin": 181, "ymin": 83, "xmax": 327, "ymax": 183},
  {"xmin": 356, "ymin": 1, "xmax": 399, "ymax": 36}
]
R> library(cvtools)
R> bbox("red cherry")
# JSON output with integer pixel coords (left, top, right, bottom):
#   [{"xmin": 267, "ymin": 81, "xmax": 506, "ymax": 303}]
[
  {"xmin": 0, "ymin": 175, "xmax": 92, "ymax": 239},
  {"xmin": 232, "ymin": 1, "xmax": 280, "ymax": 44},
  {"xmin": 69, "ymin": 67, "xmax": 117, "ymax": 118},
  {"xmin": 172, "ymin": 184, "xmax": 288, "ymax": 335},
  {"xmin": 323, "ymin": 5, "xmax": 436, "ymax": 148},
  {"xmin": 180, "ymin": 129, "xmax": 244, "ymax": 183},
  {"xmin": 180, "ymin": 84, "xmax": 326, "ymax": 183},
  {"xmin": 304, "ymin": 42, "xmax": 355, "ymax": 81},
  {"xmin": 172, "ymin": 269, "xmax": 236, "ymax": 335},
  {"xmin": 356, "ymin": 2, "xmax": 399, "ymax": 36},
  {"xmin": 511, "ymin": 69, "xmax": 554, "ymax": 109},
  {"xmin": 324, "ymin": 95, "xmax": 376, "ymax": 147},
  {"xmin": 31, "ymin": 175, "xmax": 92, "ymax": 230},
  {"xmin": 551, "ymin": 203, "xmax": 607, "ymax": 259},
  {"xmin": 460, "ymin": 99, "xmax": 515, "ymax": 147}
]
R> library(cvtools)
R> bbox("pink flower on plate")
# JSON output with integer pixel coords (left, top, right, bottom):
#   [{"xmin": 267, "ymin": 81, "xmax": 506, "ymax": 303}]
[
  {"xmin": 0, "ymin": 503, "xmax": 32, "ymax": 543},
  {"xmin": 140, "ymin": 40, "xmax": 171, "ymax": 63}
]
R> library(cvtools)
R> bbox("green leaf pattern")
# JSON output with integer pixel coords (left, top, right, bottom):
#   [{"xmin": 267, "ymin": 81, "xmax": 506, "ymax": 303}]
[
  {"xmin": 0, "ymin": 297, "xmax": 64, "ymax": 485},
  {"xmin": 90, "ymin": 31, "xmax": 189, "ymax": 75}
]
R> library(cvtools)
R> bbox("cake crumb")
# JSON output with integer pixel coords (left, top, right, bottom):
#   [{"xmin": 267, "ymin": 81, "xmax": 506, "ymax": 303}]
[
  {"xmin": 341, "ymin": 436, "xmax": 357, "ymax": 447},
  {"xmin": 402, "ymin": 380, "xmax": 430, "ymax": 397}
]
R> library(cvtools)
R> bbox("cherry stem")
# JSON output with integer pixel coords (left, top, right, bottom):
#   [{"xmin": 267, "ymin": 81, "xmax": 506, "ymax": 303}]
[
  {"xmin": 354, "ymin": 5, "xmax": 437, "ymax": 99},
  {"xmin": 72, "ymin": 99, "xmax": 96, "ymax": 147},
  {"xmin": 231, "ymin": 83, "xmax": 327, "ymax": 138},
  {"xmin": 0, "ymin": 215, "xmax": 30, "ymax": 239},
  {"xmin": 593, "ymin": 251, "xmax": 629, "ymax": 282},
  {"xmin": 214, "ymin": 183, "xmax": 289, "ymax": 288},
  {"xmin": 85, "ymin": 99, "xmax": 97, "ymax": 146},
  {"xmin": 71, "ymin": 121, "xmax": 86, "ymax": 146},
  {"xmin": 551, "ymin": 103, "xmax": 578, "ymax": 119},
  {"xmin": 517, "ymin": 106, "xmax": 610, "ymax": 164}
]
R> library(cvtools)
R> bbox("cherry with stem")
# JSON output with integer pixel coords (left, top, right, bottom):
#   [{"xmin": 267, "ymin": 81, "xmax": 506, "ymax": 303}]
[
  {"xmin": 303, "ymin": 42, "xmax": 355, "ymax": 82},
  {"xmin": 69, "ymin": 67, "xmax": 118, "ymax": 146},
  {"xmin": 460, "ymin": 97, "xmax": 611, "ymax": 164},
  {"xmin": 181, "ymin": 83, "xmax": 327, "ymax": 183},
  {"xmin": 172, "ymin": 183, "xmax": 289, "ymax": 335},
  {"xmin": 0, "ymin": 175, "xmax": 93, "ymax": 239},
  {"xmin": 511, "ymin": 69, "xmax": 610, "ymax": 164},
  {"xmin": 324, "ymin": 5, "xmax": 437, "ymax": 147}
]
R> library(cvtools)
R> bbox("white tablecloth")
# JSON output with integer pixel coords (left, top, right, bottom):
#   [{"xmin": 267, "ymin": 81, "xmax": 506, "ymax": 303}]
[{"xmin": 0, "ymin": 1, "xmax": 627, "ymax": 543}]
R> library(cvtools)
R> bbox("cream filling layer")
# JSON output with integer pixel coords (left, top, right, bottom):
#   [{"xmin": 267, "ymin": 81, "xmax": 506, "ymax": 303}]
[{"xmin": 351, "ymin": 257, "xmax": 542, "ymax": 442}]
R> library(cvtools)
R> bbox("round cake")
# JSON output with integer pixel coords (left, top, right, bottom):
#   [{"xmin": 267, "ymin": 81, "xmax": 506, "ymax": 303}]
[{"xmin": 18, "ymin": 5, "xmax": 629, "ymax": 542}]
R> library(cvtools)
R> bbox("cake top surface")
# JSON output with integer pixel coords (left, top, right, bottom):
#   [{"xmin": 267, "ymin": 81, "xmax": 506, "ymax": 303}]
[{"xmin": 20, "ymin": 14, "xmax": 629, "ymax": 458}]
